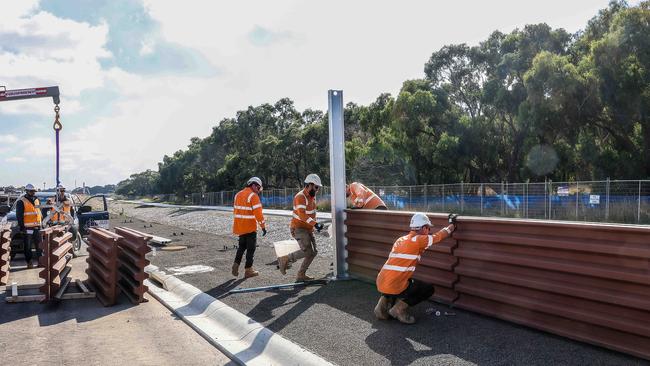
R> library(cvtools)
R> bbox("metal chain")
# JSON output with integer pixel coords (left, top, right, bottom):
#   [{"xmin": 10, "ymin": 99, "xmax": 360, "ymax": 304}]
[{"xmin": 53, "ymin": 104, "xmax": 62, "ymax": 131}]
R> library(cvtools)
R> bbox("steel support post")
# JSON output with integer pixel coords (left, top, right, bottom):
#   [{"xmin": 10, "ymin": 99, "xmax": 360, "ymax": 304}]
[{"xmin": 328, "ymin": 90, "xmax": 348, "ymax": 279}]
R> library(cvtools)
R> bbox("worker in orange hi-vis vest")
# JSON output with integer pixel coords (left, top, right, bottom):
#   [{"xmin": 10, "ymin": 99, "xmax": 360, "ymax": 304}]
[
  {"xmin": 16, "ymin": 184, "xmax": 43, "ymax": 268},
  {"xmin": 375, "ymin": 213, "xmax": 458, "ymax": 324},
  {"xmin": 285, "ymin": 173, "xmax": 325, "ymax": 282},
  {"xmin": 346, "ymin": 182, "xmax": 387, "ymax": 210},
  {"xmin": 232, "ymin": 177, "xmax": 267, "ymax": 278}
]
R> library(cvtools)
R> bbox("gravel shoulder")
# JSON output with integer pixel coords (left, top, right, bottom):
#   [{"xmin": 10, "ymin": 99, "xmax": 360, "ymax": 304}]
[{"xmin": 110, "ymin": 201, "xmax": 648, "ymax": 366}]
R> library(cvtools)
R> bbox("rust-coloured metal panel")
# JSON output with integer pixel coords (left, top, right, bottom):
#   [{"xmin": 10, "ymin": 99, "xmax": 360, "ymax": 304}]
[
  {"xmin": 345, "ymin": 209, "xmax": 458, "ymax": 304},
  {"xmin": 114, "ymin": 227, "xmax": 151, "ymax": 304},
  {"xmin": 0, "ymin": 226, "xmax": 11, "ymax": 285},
  {"xmin": 37, "ymin": 226, "xmax": 71, "ymax": 302},
  {"xmin": 344, "ymin": 210, "xmax": 650, "ymax": 360},
  {"xmin": 86, "ymin": 227, "xmax": 120, "ymax": 306}
]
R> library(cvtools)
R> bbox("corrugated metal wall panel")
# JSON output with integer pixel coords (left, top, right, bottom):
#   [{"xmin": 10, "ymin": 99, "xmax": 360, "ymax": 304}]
[{"xmin": 345, "ymin": 209, "xmax": 650, "ymax": 360}]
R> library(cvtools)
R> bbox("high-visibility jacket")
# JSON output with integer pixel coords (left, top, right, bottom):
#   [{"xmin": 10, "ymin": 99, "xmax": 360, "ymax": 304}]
[
  {"xmin": 232, "ymin": 187, "xmax": 266, "ymax": 236},
  {"xmin": 376, "ymin": 227, "xmax": 452, "ymax": 295},
  {"xmin": 51, "ymin": 198, "xmax": 71, "ymax": 223},
  {"xmin": 21, "ymin": 196, "xmax": 42, "ymax": 228},
  {"xmin": 349, "ymin": 182, "xmax": 386, "ymax": 209},
  {"xmin": 290, "ymin": 188, "xmax": 317, "ymax": 231}
]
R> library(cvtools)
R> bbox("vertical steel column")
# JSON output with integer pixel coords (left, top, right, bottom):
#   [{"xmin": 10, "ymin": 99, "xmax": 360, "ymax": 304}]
[
  {"xmin": 479, "ymin": 183, "xmax": 483, "ymax": 216},
  {"xmin": 606, "ymin": 178, "xmax": 610, "ymax": 221},
  {"xmin": 576, "ymin": 182, "xmax": 579, "ymax": 220},
  {"xmin": 638, "ymin": 180, "xmax": 641, "ymax": 224},
  {"xmin": 549, "ymin": 180, "xmax": 553, "ymax": 220},
  {"xmin": 460, "ymin": 181, "xmax": 464, "ymax": 213},
  {"xmin": 328, "ymin": 90, "xmax": 348, "ymax": 279}
]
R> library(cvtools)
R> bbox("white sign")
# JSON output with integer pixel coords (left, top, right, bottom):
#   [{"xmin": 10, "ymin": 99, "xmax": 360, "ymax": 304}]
[
  {"xmin": 557, "ymin": 186, "xmax": 569, "ymax": 196},
  {"xmin": 589, "ymin": 195, "xmax": 600, "ymax": 205}
]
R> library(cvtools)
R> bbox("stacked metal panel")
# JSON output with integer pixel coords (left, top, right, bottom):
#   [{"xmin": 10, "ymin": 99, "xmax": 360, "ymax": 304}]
[
  {"xmin": 114, "ymin": 227, "xmax": 151, "ymax": 304},
  {"xmin": 0, "ymin": 225, "xmax": 11, "ymax": 285},
  {"xmin": 86, "ymin": 227, "xmax": 120, "ymax": 306},
  {"xmin": 38, "ymin": 226, "xmax": 72, "ymax": 301}
]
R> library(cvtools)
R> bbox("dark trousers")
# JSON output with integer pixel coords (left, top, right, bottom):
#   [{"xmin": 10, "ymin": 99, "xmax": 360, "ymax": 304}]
[
  {"xmin": 23, "ymin": 229, "xmax": 42, "ymax": 263},
  {"xmin": 234, "ymin": 232, "xmax": 257, "ymax": 268},
  {"xmin": 384, "ymin": 279, "xmax": 434, "ymax": 307}
]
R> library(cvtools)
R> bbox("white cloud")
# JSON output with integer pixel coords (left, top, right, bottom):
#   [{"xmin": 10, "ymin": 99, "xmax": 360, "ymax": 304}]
[
  {"xmin": 5, "ymin": 156, "xmax": 26, "ymax": 163},
  {"xmin": 0, "ymin": 134, "xmax": 18, "ymax": 144}
]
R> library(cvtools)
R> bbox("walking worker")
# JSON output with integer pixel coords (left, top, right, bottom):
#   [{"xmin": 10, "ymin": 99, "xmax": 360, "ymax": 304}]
[
  {"xmin": 16, "ymin": 184, "xmax": 43, "ymax": 269},
  {"xmin": 346, "ymin": 182, "xmax": 387, "ymax": 210},
  {"xmin": 374, "ymin": 213, "xmax": 457, "ymax": 324},
  {"xmin": 232, "ymin": 177, "xmax": 267, "ymax": 278},
  {"xmin": 286, "ymin": 173, "xmax": 325, "ymax": 281}
]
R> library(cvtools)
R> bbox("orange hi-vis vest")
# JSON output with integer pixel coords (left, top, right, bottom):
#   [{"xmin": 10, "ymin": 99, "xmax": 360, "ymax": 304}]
[
  {"xmin": 376, "ymin": 227, "xmax": 451, "ymax": 295},
  {"xmin": 21, "ymin": 196, "xmax": 42, "ymax": 228},
  {"xmin": 349, "ymin": 182, "xmax": 386, "ymax": 209},
  {"xmin": 51, "ymin": 198, "xmax": 71, "ymax": 223},
  {"xmin": 232, "ymin": 187, "xmax": 266, "ymax": 236},
  {"xmin": 290, "ymin": 188, "xmax": 317, "ymax": 231}
]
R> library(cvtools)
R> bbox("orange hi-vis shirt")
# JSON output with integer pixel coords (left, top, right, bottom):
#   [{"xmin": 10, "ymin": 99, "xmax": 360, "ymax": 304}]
[
  {"xmin": 232, "ymin": 187, "xmax": 266, "ymax": 236},
  {"xmin": 290, "ymin": 188, "xmax": 317, "ymax": 231},
  {"xmin": 21, "ymin": 196, "xmax": 42, "ymax": 228},
  {"xmin": 349, "ymin": 182, "xmax": 386, "ymax": 209},
  {"xmin": 51, "ymin": 198, "xmax": 71, "ymax": 223},
  {"xmin": 376, "ymin": 227, "xmax": 452, "ymax": 295}
]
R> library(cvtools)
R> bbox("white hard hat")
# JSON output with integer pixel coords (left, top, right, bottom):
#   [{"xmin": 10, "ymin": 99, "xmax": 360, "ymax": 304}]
[
  {"xmin": 304, "ymin": 173, "xmax": 322, "ymax": 187},
  {"xmin": 57, "ymin": 184, "xmax": 66, "ymax": 190},
  {"xmin": 25, "ymin": 184, "xmax": 36, "ymax": 191},
  {"xmin": 246, "ymin": 177, "xmax": 263, "ymax": 188},
  {"xmin": 410, "ymin": 213, "xmax": 432, "ymax": 229}
]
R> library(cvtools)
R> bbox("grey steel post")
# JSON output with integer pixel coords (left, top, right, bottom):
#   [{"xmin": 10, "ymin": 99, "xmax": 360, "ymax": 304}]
[
  {"xmin": 442, "ymin": 184, "xmax": 445, "ymax": 211},
  {"xmin": 638, "ymin": 180, "xmax": 642, "ymax": 224},
  {"xmin": 576, "ymin": 181, "xmax": 579, "ymax": 220},
  {"xmin": 424, "ymin": 184, "xmax": 428, "ymax": 211},
  {"xmin": 460, "ymin": 181, "xmax": 464, "ymax": 213},
  {"xmin": 328, "ymin": 90, "xmax": 348, "ymax": 279},
  {"xmin": 549, "ymin": 180, "xmax": 553, "ymax": 220},
  {"xmin": 606, "ymin": 178, "xmax": 610, "ymax": 221},
  {"xmin": 479, "ymin": 183, "xmax": 483, "ymax": 216}
]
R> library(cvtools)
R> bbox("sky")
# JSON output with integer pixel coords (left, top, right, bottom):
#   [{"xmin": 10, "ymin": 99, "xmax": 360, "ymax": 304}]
[{"xmin": 0, "ymin": 0, "xmax": 632, "ymax": 188}]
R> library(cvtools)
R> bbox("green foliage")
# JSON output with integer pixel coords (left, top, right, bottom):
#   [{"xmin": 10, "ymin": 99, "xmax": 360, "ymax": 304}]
[{"xmin": 120, "ymin": 2, "xmax": 650, "ymax": 196}]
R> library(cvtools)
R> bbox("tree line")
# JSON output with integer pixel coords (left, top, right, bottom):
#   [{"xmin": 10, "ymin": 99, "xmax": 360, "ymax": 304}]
[{"xmin": 116, "ymin": 1, "xmax": 650, "ymax": 197}]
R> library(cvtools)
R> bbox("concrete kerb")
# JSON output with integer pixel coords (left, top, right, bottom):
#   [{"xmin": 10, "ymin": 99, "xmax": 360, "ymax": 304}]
[{"xmin": 144, "ymin": 266, "xmax": 335, "ymax": 366}]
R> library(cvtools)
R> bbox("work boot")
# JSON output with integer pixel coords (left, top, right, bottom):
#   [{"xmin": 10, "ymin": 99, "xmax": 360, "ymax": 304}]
[
  {"xmin": 278, "ymin": 256, "xmax": 289, "ymax": 275},
  {"xmin": 388, "ymin": 300, "xmax": 415, "ymax": 324},
  {"xmin": 244, "ymin": 267, "xmax": 259, "ymax": 278},
  {"xmin": 374, "ymin": 296, "xmax": 392, "ymax": 320},
  {"xmin": 27, "ymin": 261, "xmax": 34, "ymax": 269},
  {"xmin": 296, "ymin": 271, "xmax": 314, "ymax": 282},
  {"xmin": 231, "ymin": 262, "xmax": 240, "ymax": 277}
]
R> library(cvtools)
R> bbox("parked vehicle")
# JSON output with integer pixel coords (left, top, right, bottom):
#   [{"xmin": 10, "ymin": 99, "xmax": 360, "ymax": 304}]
[{"xmin": 0, "ymin": 192, "xmax": 109, "ymax": 258}]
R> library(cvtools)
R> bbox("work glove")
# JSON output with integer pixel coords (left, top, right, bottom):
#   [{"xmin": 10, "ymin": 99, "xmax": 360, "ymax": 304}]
[
  {"xmin": 262, "ymin": 228, "xmax": 267, "ymax": 237},
  {"xmin": 448, "ymin": 213, "xmax": 458, "ymax": 225},
  {"xmin": 314, "ymin": 223, "xmax": 324, "ymax": 232}
]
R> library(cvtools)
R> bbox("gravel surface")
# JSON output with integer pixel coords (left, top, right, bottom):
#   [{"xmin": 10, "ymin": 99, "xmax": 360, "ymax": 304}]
[{"xmin": 108, "ymin": 201, "xmax": 648, "ymax": 366}]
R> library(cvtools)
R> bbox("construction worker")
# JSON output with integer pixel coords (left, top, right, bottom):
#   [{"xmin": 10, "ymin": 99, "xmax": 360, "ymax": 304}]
[
  {"xmin": 346, "ymin": 182, "xmax": 387, "ymax": 210},
  {"xmin": 16, "ymin": 184, "xmax": 43, "ymax": 269},
  {"xmin": 285, "ymin": 173, "xmax": 325, "ymax": 281},
  {"xmin": 374, "ymin": 213, "xmax": 457, "ymax": 324},
  {"xmin": 50, "ymin": 184, "xmax": 74, "ymax": 225},
  {"xmin": 232, "ymin": 177, "xmax": 267, "ymax": 278}
]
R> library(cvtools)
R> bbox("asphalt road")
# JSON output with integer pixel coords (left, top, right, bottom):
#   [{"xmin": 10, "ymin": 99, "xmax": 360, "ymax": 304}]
[
  {"xmin": 110, "ymin": 207, "xmax": 649, "ymax": 366},
  {"xmin": 0, "ymin": 255, "xmax": 231, "ymax": 365}
]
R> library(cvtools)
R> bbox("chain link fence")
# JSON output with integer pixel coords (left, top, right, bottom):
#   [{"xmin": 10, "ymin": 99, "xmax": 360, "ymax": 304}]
[{"xmin": 145, "ymin": 180, "xmax": 650, "ymax": 225}]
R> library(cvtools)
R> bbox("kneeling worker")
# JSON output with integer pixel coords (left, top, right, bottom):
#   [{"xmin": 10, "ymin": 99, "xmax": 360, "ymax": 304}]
[
  {"xmin": 375, "ymin": 213, "xmax": 456, "ymax": 324},
  {"xmin": 232, "ymin": 177, "xmax": 267, "ymax": 278},
  {"xmin": 346, "ymin": 182, "xmax": 387, "ymax": 210}
]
